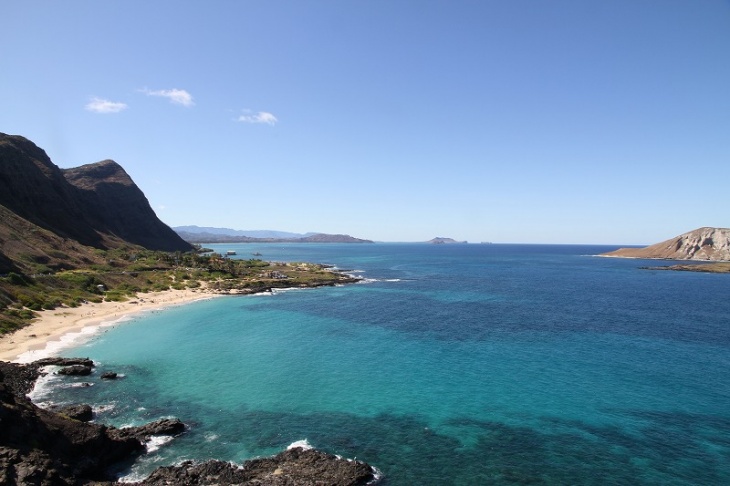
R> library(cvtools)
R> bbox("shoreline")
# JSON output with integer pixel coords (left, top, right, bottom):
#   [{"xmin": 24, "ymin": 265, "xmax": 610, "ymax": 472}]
[{"xmin": 0, "ymin": 288, "xmax": 223, "ymax": 363}]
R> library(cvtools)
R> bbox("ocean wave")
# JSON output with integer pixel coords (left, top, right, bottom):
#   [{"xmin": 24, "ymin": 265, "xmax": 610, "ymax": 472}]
[
  {"xmin": 286, "ymin": 438, "xmax": 313, "ymax": 451},
  {"xmin": 95, "ymin": 403, "xmax": 117, "ymax": 414},
  {"xmin": 368, "ymin": 466, "xmax": 384, "ymax": 484},
  {"xmin": 68, "ymin": 382, "xmax": 93, "ymax": 388},
  {"xmin": 26, "ymin": 370, "xmax": 63, "ymax": 402},
  {"xmin": 353, "ymin": 277, "xmax": 405, "ymax": 284},
  {"xmin": 145, "ymin": 434, "xmax": 175, "ymax": 453},
  {"xmin": 270, "ymin": 287, "xmax": 313, "ymax": 295}
]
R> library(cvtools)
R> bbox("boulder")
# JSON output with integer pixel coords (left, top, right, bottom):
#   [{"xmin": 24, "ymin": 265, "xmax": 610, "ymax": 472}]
[
  {"xmin": 56, "ymin": 365, "xmax": 93, "ymax": 376},
  {"xmin": 114, "ymin": 418, "xmax": 187, "ymax": 442},
  {"xmin": 57, "ymin": 404, "xmax": 93, "ymax": 422}
]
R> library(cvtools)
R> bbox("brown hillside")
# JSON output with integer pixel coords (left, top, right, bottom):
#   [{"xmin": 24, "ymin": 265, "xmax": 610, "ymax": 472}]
[{"xmin": 602, "ymin": 227, "xmax": 730, "ymax": 261}]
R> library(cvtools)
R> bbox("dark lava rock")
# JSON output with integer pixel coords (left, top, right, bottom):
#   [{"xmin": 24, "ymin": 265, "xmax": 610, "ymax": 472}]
[
  {"xmin": 57, "ymin": 403, "xmax": 93, "ymax": 422},
  {"xmin": 100, "ymin": 371, "xmax": 118, "ymax": 379},
  {"xmin": 135, "ymin": 446, "xmax": 378, "ymax": 486},
  {"xmin": 35, "ymin": 357, "xmax": 95, "ymax": 368},
  {"xmin": 56, "ymin": 364, "xmax": 93, "ymax": 376},
  {"xmin": 0, "ymin": 362, "xmax": 145, "ymax": 484},
  {"xmin": 114, "ymin": 418, "xmax": 187, "ymax": 443},
  {"xmin": 0, "ymin": 360, "xmax": 40, "ymax": 396}
]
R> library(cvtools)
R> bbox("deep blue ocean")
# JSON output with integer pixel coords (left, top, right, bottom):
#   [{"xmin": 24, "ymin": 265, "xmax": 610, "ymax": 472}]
[{"xmin": 34, "ymin": 243, "xmax": 730, "ymax": 484}]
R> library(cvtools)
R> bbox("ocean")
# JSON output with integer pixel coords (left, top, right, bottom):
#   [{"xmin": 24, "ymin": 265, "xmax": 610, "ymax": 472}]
[{"xmin": 32, "ymin": 243, "xmax": 730, "ymax": 484}]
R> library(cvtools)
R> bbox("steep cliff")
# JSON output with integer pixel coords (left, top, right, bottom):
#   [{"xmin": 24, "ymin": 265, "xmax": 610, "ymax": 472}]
[
  {"xmin": 601, "ymin": 227, "xmax": 730, "ymax": 261},
  {"xmin": 63, "ymin": 160, "xmax": 190, "ymax": 251},
  {"xmin": 0, "ymin": 133, "xmax": 192, "ymax": 273},
  {"xmin": 0, "ymin": 134, "xmax": 102, "ymax": 248}
]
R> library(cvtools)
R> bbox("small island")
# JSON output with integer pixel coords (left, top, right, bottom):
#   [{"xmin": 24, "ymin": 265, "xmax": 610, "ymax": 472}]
[
  {"xmin": 428, "ymin": 237, "xmax": 467, "ymax": 244},
  {"xmin": 600, "ymin": 227, "xmax": 730, "ymax": 273}
]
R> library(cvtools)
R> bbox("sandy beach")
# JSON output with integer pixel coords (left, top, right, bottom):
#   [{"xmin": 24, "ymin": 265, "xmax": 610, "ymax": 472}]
[{"xmin": 0, "ymin": 288, "xmax": 222, "ymax": 363}]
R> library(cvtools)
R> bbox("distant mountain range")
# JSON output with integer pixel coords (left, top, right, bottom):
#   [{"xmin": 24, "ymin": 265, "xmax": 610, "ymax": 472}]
[
  {"xmin": 174, "ymin": 226, "xmax": 373, "ymax": 244},
  {"xmin": 173, "ymin": 226, "xmax": 316, "ymax": 240},
  {"xmin": 0, "ymin": 133, "xmax": 192, "ymax": 274},
  {"xmin": 601, "ymin": 227, "xmax": 730, "ymax": 261}
]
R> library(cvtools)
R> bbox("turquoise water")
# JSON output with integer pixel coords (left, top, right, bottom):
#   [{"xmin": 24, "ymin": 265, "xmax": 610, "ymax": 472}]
[{"xmin": 38, "ymin": 244, "xmax": 730, "ymax": 484}]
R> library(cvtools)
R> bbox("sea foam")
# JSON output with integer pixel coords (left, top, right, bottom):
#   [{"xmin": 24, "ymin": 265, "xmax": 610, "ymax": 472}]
[{"xmin": 287, "ymin": 439, "xmax": 313, "ymax": 450}]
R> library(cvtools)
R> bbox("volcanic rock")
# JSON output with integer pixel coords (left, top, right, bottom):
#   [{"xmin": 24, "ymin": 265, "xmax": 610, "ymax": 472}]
[
  {"xmin": 114, "ymin": 418, "xmax": 187, "ymax": 443},
  {"xmin": 135, "ymin": 446, "xmax": 377, "ymax": 486},
  {"xmin": 56, "ymin": 365, "xmax": 93, "ymax": 376},
  {"xmin": 56, "ymin": 403, "xmax": 94, "ymax": 422},
  {"xmin": 0, "ymin": 362, "xmax": 145, "ymax": 484},
  {"xmin": 35, "ymin": 357, "xmax": 95, "ymax": 368}
]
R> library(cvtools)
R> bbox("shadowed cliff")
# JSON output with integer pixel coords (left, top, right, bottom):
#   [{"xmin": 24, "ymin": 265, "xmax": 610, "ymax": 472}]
[{"xmin": 0, "ymin": 133, "xmax": 192, "ymax": 273}]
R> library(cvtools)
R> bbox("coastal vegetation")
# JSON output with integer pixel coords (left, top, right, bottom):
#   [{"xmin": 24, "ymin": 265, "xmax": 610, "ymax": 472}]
[
  {"xmin": 642, "ymin": 262, "xmax": 730, "ymax": 273},
  {"xmin": 0, "ymin": 248, "xmax": 357, "ymax": 335}
]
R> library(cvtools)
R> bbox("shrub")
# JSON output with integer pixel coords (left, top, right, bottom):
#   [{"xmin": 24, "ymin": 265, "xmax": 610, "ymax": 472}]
[
  {"xmin": 103, "ymin": 291, "xmax": 126, "ymax": 302},
  {"xmin": 6, "ymin": 273, "xmax": 29, "ymax": 286}
]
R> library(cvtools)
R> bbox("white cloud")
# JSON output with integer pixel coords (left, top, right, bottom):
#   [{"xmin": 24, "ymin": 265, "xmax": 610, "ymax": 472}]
[
  {"xmin": 140, "ymin": 88, "xmax": 194, "ymax": 107},
  {"xmin": 85, "ymin": 97, "xmax": 127, "ymax": 114},
  {"xmin": 237, "ymin": 110, "xmax": 278, "ymax": 126}
]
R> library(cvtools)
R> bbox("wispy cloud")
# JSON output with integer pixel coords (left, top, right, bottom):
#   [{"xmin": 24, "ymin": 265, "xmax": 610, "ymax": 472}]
[
  {"xmin": 237, "ymin": 110, "xmax": 278, "ymax": 126},
  {"xmin": 140, "ymin": 88, "xmax": 194, "ymax": 107},
  {"xmin": 85, "ymin": 97, "xmax": 128, "ymax": 114}
]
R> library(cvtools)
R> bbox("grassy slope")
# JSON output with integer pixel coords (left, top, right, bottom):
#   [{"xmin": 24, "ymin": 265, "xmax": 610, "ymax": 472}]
[{"xmin": 0, "ymin": 249, "xmax": 356, "ymax": 335}]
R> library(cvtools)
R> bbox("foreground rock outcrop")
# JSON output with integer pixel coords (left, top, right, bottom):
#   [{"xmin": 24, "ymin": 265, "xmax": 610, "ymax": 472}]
[
  {"xmin": 134, "ymin": 447, "xmax": 377, "ymax": 486},
  {"xmin": 0, "ymin": 361, "xmax": 147, "ymax": 484},
  {"xmin": 601, "ymin": 227, "xmax": 730, "ymax": 261},
  {"xmin": 0, "ymin": 360, "xmax": 379, "ymax": 485}
]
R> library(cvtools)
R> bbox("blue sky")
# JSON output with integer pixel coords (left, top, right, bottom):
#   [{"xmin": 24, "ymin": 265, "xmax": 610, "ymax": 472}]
[{"xmin": 2, "ymin": 1, "xmax": 728, "ymax": 244}]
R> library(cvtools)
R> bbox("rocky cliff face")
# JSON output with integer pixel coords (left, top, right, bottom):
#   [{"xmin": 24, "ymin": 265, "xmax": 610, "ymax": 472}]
[
  {"xmin": 63, "ymin": 160, "xmax": 190, "ymax": 252},
  {"xmin": 0, "ymin": 134, "xmax": 103, "ymax": 248},
  {"xmin": 602, "ymin": 227, "xmax": 730, "ymax": 261},
  {"xmin": 0, "ymin": 133, "xmax": 192, "ymax": 270}
]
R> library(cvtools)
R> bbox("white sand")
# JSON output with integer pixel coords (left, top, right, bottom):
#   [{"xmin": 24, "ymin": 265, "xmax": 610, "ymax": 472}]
[{"xmin": 0, "ymin": 288, "xmax": 222, "ymax": 363}]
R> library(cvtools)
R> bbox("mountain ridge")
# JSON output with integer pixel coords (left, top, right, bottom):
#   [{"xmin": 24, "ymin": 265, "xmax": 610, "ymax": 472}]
[
  {"xmin": 174, "ymin": 226, "xmax": 316, "ymax": 239},
  {"xmin": 0, "ymin": 133, "xmax": 192, "ymax": 274},
  {"xmin": 175, "ymin": 226, "xmax": 373, "ymax": 244}
]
